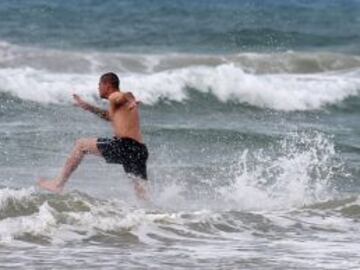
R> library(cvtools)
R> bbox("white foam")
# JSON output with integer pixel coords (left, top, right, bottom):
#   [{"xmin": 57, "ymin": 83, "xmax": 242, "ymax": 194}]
[
  {"xmin": 0, "ymin": 67, "xmax": 97, "ymax": 104},
  {"xmin": 0, "ymin": 202, "xmax": 56, "ymax": 243},
  {"xmin": 0, "ymin": 64, "xmax": 359, "ymax": 111},
  {"xmin": 128, "ymin": 64, "xmax": 360, "ymax": 110},
  {"xmin": 1, "ymin": 40, "xmax": 360, "ymax": 110},
  {"xmin": 218, "ymin": 132, "xmax": 341, "ymax": 210},
  {"xmin": 0, "ymin": 187, "xmax": 35, "ymax": 210}
]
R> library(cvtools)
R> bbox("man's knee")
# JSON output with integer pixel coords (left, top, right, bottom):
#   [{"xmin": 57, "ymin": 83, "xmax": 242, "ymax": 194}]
[{"xmin": 74, "ymin": 138, "xmax": 92, "ymax": 153}]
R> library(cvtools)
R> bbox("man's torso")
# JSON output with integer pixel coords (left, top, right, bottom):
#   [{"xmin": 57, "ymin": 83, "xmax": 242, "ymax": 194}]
[{"xmin": 109, "ymin": 92, "xmax": 143, "ymax": 143}]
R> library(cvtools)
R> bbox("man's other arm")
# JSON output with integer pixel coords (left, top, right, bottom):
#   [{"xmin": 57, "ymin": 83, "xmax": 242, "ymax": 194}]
[
  {"xmin": 73, "ymin": 94, "xmax": 110, "ymax": 121},
  {"xmin": 109, "ymin": 92, "xmax": 138, "ymax": 109}
]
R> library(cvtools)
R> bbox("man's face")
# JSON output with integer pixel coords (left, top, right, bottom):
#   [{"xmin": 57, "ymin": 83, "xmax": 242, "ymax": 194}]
[{"xmin": 98, "ymin": 80, "xmax": 107, "ymax": 98}]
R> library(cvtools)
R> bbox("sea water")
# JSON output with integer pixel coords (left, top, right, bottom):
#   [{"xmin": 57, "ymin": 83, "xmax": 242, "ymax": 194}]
[{"xmin": 0, "ymin": 1, "xmax": 360, "ymax": 269}]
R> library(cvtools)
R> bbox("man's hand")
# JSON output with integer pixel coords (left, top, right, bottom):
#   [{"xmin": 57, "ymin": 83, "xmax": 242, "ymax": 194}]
[
  {"xmin": 73, "ymin": 94, "xmax": 90, "ymax": 111},
  {"xmin": 127, "ymin": 100, "xmax": 140, "ymax": 110}
]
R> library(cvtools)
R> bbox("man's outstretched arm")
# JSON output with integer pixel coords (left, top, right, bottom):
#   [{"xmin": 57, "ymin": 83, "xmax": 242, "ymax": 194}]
[{"xmin": 73, "ymin": 94, "xmax": 110, "ymax": 121}]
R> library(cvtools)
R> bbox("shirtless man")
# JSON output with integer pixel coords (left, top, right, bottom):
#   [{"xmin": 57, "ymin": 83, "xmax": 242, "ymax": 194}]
[{"xmin": 37, "ymin": 72, "xmax": 149, "ymax": 199}]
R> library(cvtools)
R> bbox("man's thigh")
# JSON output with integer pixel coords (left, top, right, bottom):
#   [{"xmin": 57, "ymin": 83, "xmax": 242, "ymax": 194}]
[{"xmin": 77, "ymin": 138, "xmax": 102, "ymax": 156}]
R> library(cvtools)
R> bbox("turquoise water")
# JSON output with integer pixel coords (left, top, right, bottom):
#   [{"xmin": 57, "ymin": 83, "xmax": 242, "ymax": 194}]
[{"xmin": 0, "ymin": 0, "xmax": 359, "ymax": 53}]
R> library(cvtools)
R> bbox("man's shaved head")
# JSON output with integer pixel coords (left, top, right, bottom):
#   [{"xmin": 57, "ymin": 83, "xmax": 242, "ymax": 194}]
[{"xmin": 100, "ymin": 72, "xmax": 120, "ymax": 89}]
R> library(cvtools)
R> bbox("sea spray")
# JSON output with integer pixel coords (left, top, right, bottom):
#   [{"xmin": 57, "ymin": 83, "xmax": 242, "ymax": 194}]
[{"xmin": 218, "ymin": 131, "xmax": 345, "ymax": 210}]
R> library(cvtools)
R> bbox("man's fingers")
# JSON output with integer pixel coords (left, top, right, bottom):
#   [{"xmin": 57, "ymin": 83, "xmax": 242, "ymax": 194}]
[
  {"xmin": 73, "ymin": 94, "xmax": 84, "ymax": 103},
  {"xmin": 72, "ymin": 94, "xmax": 83, "ymax": 108},
  {"xmin": 128, "ymin": 100, "xmax": 137, "ymax": 109},
  {"xmin": 72, "ymin": 94, "xmax": 89, "ymax": 110}
]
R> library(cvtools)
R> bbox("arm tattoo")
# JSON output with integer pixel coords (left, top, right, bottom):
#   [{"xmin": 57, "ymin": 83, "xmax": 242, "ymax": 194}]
[{"xmin": 88, "ymin": 105, "xmax": 109, "ymax": 121}]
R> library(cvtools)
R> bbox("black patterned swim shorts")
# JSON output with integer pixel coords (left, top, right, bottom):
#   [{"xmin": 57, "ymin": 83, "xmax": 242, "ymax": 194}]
[{"xmin": 96, "ymin": 137, "xmax": 148, "ymax": 180}]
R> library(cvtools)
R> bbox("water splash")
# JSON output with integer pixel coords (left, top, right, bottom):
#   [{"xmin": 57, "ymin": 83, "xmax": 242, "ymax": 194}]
[{"xmin": 218, "ymin": 131, "xmax": 345, "ymax": 210}]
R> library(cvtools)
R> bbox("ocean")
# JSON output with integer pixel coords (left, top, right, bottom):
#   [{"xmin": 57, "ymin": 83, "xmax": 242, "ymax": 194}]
[{"xmin": 0, "ymin": 0, "xmax": 360, "ymax": 269}]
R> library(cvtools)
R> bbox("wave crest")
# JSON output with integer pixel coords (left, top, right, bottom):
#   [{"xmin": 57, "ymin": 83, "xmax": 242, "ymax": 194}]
[
  {"xmin": 1, "ymin": 64, "xmax": 359, "ymax": 111},
  {"xmin": 1, "ymin": 41, "xmax": 360, "ymax": 111}
]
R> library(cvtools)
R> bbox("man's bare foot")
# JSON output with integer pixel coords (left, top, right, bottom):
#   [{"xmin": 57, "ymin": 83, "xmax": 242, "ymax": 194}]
[{"xmin": 37, "ymin": 177, "xmax": 64, "ymax": 193}]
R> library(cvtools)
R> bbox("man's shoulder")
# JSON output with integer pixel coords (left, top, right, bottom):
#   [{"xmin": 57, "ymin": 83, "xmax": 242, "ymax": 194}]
[
  {"xmin": 108, "ymin": 91, "xmax": 127, "ymax": 106},
  {"xmin": 110, "ymin": 91, "xmax": 135, "ymax": 99},
  {"xmin": 109, "ymin": 91, "xmax": 139, "ymax": 110}
]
